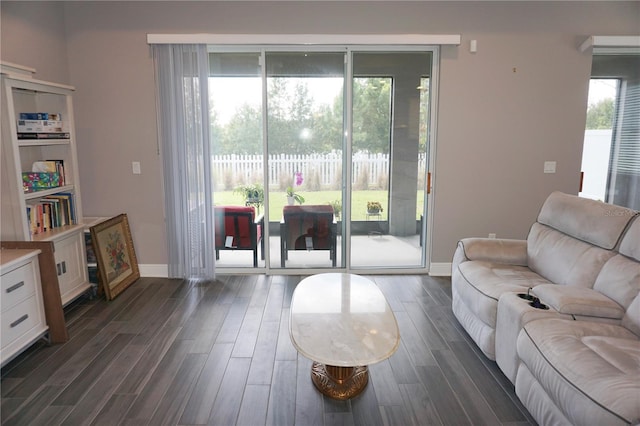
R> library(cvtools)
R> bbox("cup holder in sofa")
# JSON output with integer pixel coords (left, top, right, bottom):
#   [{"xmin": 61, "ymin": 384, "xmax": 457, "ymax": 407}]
[
  {"xmin": 529, "ymin": 297, "xmax": 549, "ymax": 310},
  {"xmin": 516, "ymin": 289, "xmax": 549, "ymax": 310}
]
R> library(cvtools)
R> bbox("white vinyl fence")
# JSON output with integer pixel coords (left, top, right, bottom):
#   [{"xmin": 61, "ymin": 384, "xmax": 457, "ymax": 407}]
[{"xmin": 213, "ymin": 152, "xmax": 428, "ymax": 190}]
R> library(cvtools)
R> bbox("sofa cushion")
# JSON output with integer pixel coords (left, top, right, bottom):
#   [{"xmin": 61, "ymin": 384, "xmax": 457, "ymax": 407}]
[
  {"xmin": 532, "ymin": 284, "xmax": 624, "ymax": 319},
  {"xmin": 518, "ymin": 318, "xmax": 640, "ymax": 425},
  {"xmin": 527, "ymin": 222, "xmax": 616, "ymax": 288},
  {"xmin": 537, "ymin": 191, "xmax": 637, "ymax": 250}
]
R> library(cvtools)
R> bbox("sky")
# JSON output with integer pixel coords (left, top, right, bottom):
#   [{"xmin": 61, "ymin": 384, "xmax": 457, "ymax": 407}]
[{"xmin": 588, "ymin": 79, "xmax": 617, "ymax": 106}]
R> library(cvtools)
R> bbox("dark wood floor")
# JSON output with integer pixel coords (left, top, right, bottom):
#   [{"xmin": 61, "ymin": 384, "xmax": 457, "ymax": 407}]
[{"xmin": 1, "ymin": 275, "xmax": 536, "ymax": 426}]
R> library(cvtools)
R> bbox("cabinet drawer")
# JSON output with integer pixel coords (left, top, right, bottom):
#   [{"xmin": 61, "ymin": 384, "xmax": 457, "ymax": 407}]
[
  {"xmin": 1, "ymin": 261, "xmax": 38, "ymax": 312},
  {"xmin": 1, "ymin": 295, "xmax": 46, "ymax": 349}
]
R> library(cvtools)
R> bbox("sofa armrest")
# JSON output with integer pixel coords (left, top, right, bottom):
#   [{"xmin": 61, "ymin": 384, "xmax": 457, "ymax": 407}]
[
  {"xmin": 456, "ymin": 238, "xmax": 528, "ymax": 266},
  {"xmin": 532, "ymin": 284, "xmax": 625, "ymax": 320}
]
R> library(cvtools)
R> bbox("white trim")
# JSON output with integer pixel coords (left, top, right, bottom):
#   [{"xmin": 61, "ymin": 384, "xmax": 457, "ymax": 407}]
[
  {"xmin": 147, "ymin": 33, "xmax": 461, "ymax": 46},
  {"xmin": 0, "ymin": 61, "xmax": 36, "ymax": 78},
  {"xmin": 139, "ymin": 264, "xmax": 168, "ymax": 278},
  {"xmin": 580, "ymin": 35, "xmax": 640, "ymax": 53},
  {"xmin": 428, "ymin": 262, "xmax": 452, "ymax": 277}
]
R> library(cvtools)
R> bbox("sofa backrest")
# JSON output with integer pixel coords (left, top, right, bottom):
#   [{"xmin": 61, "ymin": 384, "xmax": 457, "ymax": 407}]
[
  {"xmin": 527, "ymin": 192, "xmax": 638, "ymax": 287},
  {"xmin": 594, "ymin": 216, "xmax": 640, "ymax": 336}
]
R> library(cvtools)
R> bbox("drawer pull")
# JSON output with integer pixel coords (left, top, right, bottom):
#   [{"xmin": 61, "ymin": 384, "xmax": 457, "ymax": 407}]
[
  {"xmin": 6, "ymin": 281, "xmax": 25, "ymax": 293},
  {"xmin": 57, "ymin": 263, "xmax": 62, "ymax": 276},
  {"xmin": 62, "ymin": 261, "xmax": 67, "ymax": 274},
  {"xmin": 10, "ymin": 314, "xmax": 29, "ymax": 328}
]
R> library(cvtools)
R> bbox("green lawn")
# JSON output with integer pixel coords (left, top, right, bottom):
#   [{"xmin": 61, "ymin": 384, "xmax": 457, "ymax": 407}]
[{"xmin": 214, "ymin": 190, "xmax": 424, "ymax": 221}]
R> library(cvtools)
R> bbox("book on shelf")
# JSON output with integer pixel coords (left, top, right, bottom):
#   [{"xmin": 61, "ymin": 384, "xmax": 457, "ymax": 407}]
[
  {"xmin": 17, "ymin": 119, "xmax": 65, "ymax": 133},
  {"xmin": 25, "ymin": 193, "xmax": 76, "ymax": 235},
  {"xmin": 17, "ymin": 132, "xmax": 70, "ymax": 140},
  {"xmin": 19, "ymin": 112, "xmax": 62, "ymax": 120}
]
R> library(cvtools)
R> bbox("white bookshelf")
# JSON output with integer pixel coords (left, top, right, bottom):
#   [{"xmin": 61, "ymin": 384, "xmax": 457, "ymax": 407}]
[{"xmin": 1, "ymin": 73, "xmax": 91, "ymax": 306}]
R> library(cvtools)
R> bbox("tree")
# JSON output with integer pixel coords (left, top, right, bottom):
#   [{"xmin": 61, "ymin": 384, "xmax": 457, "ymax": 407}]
[
  {"xmin": 352, "ymin": 78, "xmax": 392, "ymax": 154},
  {"xmin": 586, "ymin": 98, "xmax": 615, "ymax": 130}
]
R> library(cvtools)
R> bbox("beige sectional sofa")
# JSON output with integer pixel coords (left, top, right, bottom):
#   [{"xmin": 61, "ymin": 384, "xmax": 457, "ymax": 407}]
[{"xmin": 451, "ymin": 191, "xmax": 640, "ymax": 425}]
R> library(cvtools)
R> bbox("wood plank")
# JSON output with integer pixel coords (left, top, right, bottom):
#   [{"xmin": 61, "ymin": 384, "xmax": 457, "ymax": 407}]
[
  {"xmin": 294, "ymin": 354, "xmax": 324, "ymax": 426},
  {"xmin": 180, "ymin": 343, "xmax": 234, "ymax": 425},
  {"xmin": 215, "ymin": 296, "xmax": 250, "ymax": 344},
  {"xmin": 114, "ymin": 325, "xmax": 181, "ymax": 394},
  {"xmin": 247, "ymin": 320, "xmax": 280, "ymax": 385},
  {"xmin": 275, "ymin": 308, "xmax": 298, "ymax": 361},
  {"xmin": 369, "ymin": 360, "xmax": 403, "ymax": 406},
  {"xmin": 416, "ymin": 365, "xmax": 471, "ymax": 426},
  {"xmin": 59, "ymin": 344, "xmax": 147, "ymax": 426},
  {"xmin": 122, "ymin": 339, "xmax": 194, "ymax": 423},
  {"xmin": 90, "ymin": 393, "xmax": 136, "ymax": 426},
  {"xmin": 52, "ymin": 333, "xmax": 134, "ymax": 405},
  {"xmin": 148, "ymin": 353, "xmax": 207, "ymax": 425},
  {"xmin": 432, "ymin": 348, "xmax": 501, "ymax": 426},
  {"xmin": 231, "ymin": 305, "xmax": 265, "ymax": 358},
  {"xmin": 207, "ymin": 357, "xmax": 251, "ymax": 425},
  {"xmin": 448, "ymin": 340, "xmax": 530, "ymax": 423},
  {"xmin": 2, "ymin": 385, "xmax": 64, "ymax": 426},
  {"xmin": 266, "ymin": 360, "xmax": 296, "ymax": 426},
  {"xmin": 393, "ymin": 311, "xmax": 437, "ymax": 367},
  {"xmin": 46, "ymin": 322, "xmax": 125, "ymax": 387},
  {"xmin": 236, "ymin": 384, "xmax": 270, "ymax": 426},
  {"xmin": 404, "ymin": 301, "xmax": 447, "ymax": 351},
  {"xmin": 398, "ymin": 383, "xmax": 443, "ymax": 426},
  {"xmin": 5, "ymin": 327, "xmax": 98, "ymax": 398},
  {"xmin": 350, "ymin": 379, "xmax": 384, "ymax": 426}
]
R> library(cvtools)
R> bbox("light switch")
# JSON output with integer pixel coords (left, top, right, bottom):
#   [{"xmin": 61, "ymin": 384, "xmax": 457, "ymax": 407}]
[
  {"xmin": 132, "ymin": 161, "xmax": 141, "ymax": 174},
  {"xmin": 544, "ymin": 161, "xmax": 556, "ymax": 174}
]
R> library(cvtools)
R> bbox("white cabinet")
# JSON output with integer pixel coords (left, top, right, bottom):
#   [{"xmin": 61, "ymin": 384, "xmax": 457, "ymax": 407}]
[
  {"xmin": 1, "ymin": 73, "xmax": 90, "ymax": 306},
  {"xmin": 0, "ymin": 249, "xmax": 48, "ymax": 366},
  {"xmin": 53, "ymin": 231, "xmax": 88, "ymax": 305}
]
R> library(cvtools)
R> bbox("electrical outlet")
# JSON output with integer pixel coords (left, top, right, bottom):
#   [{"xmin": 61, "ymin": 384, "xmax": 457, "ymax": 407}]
[
  {"xmin": 132, "ymin": 161, "xmax": 141, "ymax": 174},
  {"xmin": 488, "ymin": 233, "xmax": 496, "ymax": 239},
  {"xmin": 544, "ymin": 161, "xmax": 556, "ymax": 174}
]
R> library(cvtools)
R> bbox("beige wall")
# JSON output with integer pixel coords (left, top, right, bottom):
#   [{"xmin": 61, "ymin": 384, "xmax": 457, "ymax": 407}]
[{"xmin": 1, "ymin": 1, "xmax": 638, "ymax": 267}]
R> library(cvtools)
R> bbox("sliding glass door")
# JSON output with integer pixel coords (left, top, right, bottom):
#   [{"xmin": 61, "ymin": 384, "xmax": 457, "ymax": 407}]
[
  {"xmin": 265, "ymin": 52, "xmax": 346, "ymax": 269},
  {"xmin": 207, "ymin": 47, "xmax": 436, "ymax": 271},
  {"xmin": 349, "ymin": 52, "xmax": 432, "ymax": 268}
]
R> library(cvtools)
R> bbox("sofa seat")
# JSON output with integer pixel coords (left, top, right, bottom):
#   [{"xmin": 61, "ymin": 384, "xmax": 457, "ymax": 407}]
[
  {"xmin": 516, "ymin": 318, "xmax": 640, "ymax": 425},
  {"xmin": 452, "ymin": 261, "xmax": 552, "ymax": 359}
]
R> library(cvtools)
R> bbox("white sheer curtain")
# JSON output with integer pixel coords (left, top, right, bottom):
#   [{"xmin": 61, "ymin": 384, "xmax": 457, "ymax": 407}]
[{"xmin": 152, "ymin": 44, "xmax": 215, "ymax": 279}]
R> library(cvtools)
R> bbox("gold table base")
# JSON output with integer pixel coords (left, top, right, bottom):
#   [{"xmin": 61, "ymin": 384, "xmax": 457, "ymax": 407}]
[{"xmin": 311, "ymin": 362, "xmax": 369, "ymax": 400}]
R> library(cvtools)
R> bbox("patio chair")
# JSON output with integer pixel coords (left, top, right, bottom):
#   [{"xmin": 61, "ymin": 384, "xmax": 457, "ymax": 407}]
[
  {"xmin": 214, "ymin": 206, "xmax": 264, "ymax": 267},
  {"xmin": 280, "ymin": 205, "xmax": 337, "ymax": 267}
]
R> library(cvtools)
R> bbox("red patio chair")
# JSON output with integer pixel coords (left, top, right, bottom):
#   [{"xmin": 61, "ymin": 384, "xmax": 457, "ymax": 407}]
[
  {"xmin": 280, "ymin": 205, "xmax": 337, "ymax": 267},
  {"xmin": 214, "ymin": 206, "xmax": 264, "ymax": 267}
]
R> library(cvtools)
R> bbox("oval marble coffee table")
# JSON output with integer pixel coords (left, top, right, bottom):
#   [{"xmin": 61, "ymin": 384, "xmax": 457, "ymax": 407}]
[{"xmin": 289, "ymin": 273, "xmax": 400, "ymax": 400}]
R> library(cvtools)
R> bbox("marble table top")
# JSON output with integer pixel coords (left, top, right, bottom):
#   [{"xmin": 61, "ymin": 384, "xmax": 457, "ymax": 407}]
[{"xmin": 289, "ymin": 273, "xmax": 400, "ymax": 367}]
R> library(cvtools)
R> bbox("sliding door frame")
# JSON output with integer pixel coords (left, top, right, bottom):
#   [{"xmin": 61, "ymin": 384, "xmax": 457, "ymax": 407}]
[{"xmin": 206, "ymin": 44, "xmax": 441, "ymax": 275}]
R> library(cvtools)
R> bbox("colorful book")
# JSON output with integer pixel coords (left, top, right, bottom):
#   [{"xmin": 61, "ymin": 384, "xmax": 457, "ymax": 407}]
[{"xmin": 19, "ymin": 112, "xmax": 62, "ymax": 120}]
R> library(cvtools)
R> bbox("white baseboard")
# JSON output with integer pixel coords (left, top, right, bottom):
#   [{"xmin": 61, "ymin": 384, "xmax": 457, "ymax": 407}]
[
  {"xmin": 428, "ymin": 262, "xmax": 452, "ymax": 276},
  {"xmin": 139, "ymin": 263, "xmax": 452, "ymax": 277},
  {"xmin": 139, "ymin": 264, "xmax": 168, "ymax": 278}
]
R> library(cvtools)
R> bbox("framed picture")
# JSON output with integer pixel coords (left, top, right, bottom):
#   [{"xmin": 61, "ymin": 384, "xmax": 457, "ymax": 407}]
[{"xmin": 90, "ymin": 213, "xmax": 139, "ymax": 300}]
